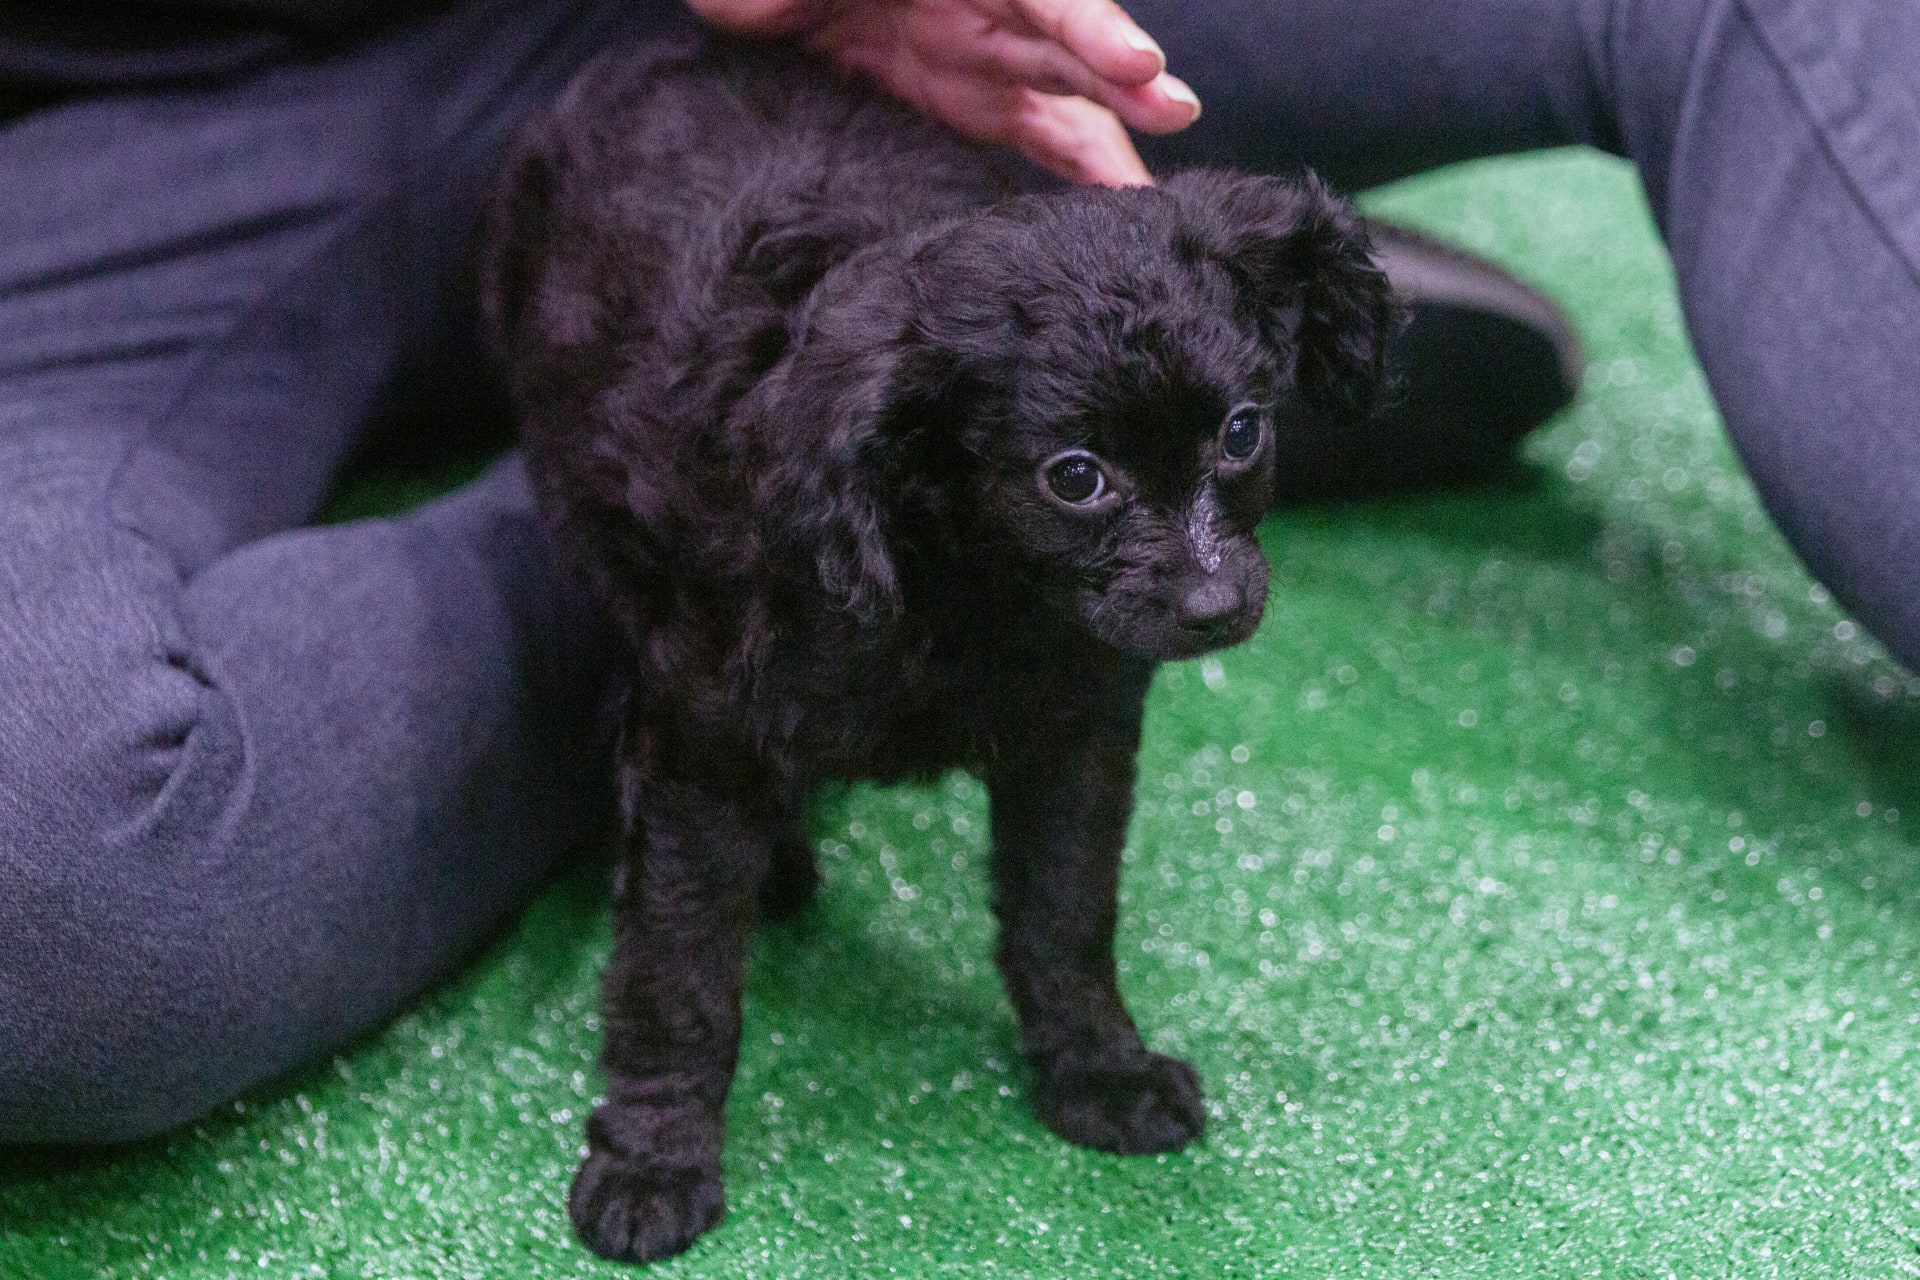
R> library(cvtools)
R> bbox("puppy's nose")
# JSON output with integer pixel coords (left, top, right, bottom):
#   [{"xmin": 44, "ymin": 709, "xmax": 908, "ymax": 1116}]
[{"xmin": 1178, "ymin": 577, "xmax": 1243, "ymax": 629}]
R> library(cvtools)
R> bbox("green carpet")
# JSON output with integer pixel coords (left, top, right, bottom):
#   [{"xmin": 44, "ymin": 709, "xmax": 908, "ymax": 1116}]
[{"xmin": 6, "ymin": 149, "xmax": 1918, "ymax": 1279}]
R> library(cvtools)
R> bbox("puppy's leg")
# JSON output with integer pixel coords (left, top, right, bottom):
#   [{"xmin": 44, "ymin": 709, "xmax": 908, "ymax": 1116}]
[
  {"xmin": 987, "ymin": 712, "xmax": 1206, "ymax": 1155},
  {"xmin": 571, "ymin": 774, "xmax": 773, "ymax": 1266},
  {"xmin": 757, "ymin": 824, "xmax": 818, "ymax": 924}
]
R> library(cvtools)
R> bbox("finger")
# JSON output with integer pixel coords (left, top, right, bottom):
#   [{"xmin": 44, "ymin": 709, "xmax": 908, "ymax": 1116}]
[
  {"xmin": 1004, "ymin": 91, "xmax": 1153, "ymax": 187},
  {"xmin": 1125, "ymin": 72, "xmax": 1202, "ymax": 134},
  {"xmin": 682, "ymin": 0, "xmax": 828, "ymax": 36},
  {"xmin": 932, "ymin": 28, "xmax": 1198, "ymax": 134},
  {"xmin": 999, "ymin": 0, "xmax": 1167, "ymax": 87},
  {"xmin": 811, "ymin": 20, "xmax": 1152, "ymax": 185},
  {"xmin": 850, "ymin": 52, "xmax": 1152, "ymax": 187}
]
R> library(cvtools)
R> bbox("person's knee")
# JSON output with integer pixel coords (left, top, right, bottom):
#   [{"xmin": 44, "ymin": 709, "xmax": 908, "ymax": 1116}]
[
  {"xmin": 1, "ymin": 463, "xmax": 245, "ymax": 834},
  {"xmin": 0, "ymin": 821, "xmax": 259, "ymax": 1145},
  {"xmin": 0, "ymin": 727, "xmax": 262, "ymax": 1145},
  {"xmin": 0, "ymin": 962, "xmax": 251, "ymax": 1146},
  {"xmin": 0, "ymin": 514, "xmax": 256, "ymax": 1144}
]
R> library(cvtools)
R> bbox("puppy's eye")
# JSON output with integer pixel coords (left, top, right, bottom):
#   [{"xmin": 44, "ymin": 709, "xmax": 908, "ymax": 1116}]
[
  {"xmin": 1043, "ymin": 452, "xmax": 1107, "ymax": 505},
  {"xmin": 1222, "ymin": 409, "xmax": 1262, "ymax": 461}
]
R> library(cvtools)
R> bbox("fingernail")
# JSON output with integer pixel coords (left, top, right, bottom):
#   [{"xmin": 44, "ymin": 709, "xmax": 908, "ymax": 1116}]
[
  {"xmin": 1158, "ymin": 73, "xmax": 1202, "ymax": 123},
  {"xmin": 1119, "ymin": 24, "xmax": 1167, "ymax": 73}
]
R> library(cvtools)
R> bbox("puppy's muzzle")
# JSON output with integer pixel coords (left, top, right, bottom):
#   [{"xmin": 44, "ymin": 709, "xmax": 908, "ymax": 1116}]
[
  {"xmin": 1174, "ymin": 486, "xmax": 1261, "ymax": 645},
  {"xmin": 1177, "ymin": 576, "xmax": 1245, "ymax": 634}
]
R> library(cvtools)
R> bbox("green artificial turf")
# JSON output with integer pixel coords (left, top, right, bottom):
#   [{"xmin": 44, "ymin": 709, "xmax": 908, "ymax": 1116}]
[{"xmin": 6, "ymin": 149, "xmax": 1920, "ymax": 1279}]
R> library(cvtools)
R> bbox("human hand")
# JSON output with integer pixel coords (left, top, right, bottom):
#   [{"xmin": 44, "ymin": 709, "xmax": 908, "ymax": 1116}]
[{"xmin": 683, "ymin": 0, "xmax": 1200, "ymax": 186}]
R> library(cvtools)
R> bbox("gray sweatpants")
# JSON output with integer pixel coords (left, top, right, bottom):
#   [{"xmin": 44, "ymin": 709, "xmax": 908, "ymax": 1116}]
[{"xmin": 3, "ymin": 0, "xmax": 1915, "ymax": 1142}]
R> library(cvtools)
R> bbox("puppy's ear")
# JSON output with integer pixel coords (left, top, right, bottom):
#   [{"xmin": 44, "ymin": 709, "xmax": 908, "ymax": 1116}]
[
  {"xmin": 750, "ymin": 277, "xmax": 947, "ymax": 621},
  {"xmin": 1167, "ymin": 171, "xmax": 1402, "ymax": 425},
  {"xmin": 743, "ymin": 193, "xmax": 896, "ymax": 305}
]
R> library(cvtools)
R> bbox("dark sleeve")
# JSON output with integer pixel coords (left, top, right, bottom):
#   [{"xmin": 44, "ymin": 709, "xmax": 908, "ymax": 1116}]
[
  {"xmin": 47, "ymin": 0, "xmax": 432, "ymax": 37},
  {"xmin": 0, "ymin": 0, "xmax": 443, "ymax": 94}
]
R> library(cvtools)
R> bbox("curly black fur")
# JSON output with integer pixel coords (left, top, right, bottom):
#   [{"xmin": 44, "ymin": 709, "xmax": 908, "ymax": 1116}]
[{"xmin": 479, "ymin": 29, "xmax": 1397, "ymax": 1266}]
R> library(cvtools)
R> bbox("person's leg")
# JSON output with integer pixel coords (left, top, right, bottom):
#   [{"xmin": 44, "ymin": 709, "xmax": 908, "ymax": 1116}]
[
  {"xmin": 0, "ymin": 0, "xmax": 660, "ymax": 1144},
  {"xmin": 1135, "ymin": 0, "xmax": 1920, "ymax": 672},
  {"xmin": 1647, "ymin": 2, "xmax": 1920, "ymax": 673},
  {"xmin": 1128, "ymin": 0, "xmax": 1630, "ymax": 192}
]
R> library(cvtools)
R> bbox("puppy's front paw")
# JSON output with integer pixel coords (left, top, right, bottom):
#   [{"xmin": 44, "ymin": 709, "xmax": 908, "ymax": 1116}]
[
  {"xmin": 569, "ymin": 1148, "xmax": 724, "ymax": 1265},
  {"xmin": 1034, "ymin": 1048, "xmax": 1206, "ymax": 1155}
]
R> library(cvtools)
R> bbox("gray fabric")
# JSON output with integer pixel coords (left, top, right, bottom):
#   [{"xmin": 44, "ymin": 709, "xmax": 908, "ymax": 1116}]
[
  {"xmin": 0, "ymin": 0, "xmax": 649, "ymax": 1143},
  {"xmin": 0, "ymin": 2, "xmax": 443, "ymax": 99},
  {"xmin": 3, "ymin": 0, "xmax": 1917, "ymax": 1142}
]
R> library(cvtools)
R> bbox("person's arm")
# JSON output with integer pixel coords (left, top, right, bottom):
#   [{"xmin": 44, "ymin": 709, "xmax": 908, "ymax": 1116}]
[{"xmin": 684, "ymin": 0, "xmax": 1199, "ymax": 186}]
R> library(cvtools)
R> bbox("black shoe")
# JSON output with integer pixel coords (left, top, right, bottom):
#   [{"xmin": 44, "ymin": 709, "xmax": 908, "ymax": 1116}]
[{"xmin": 1272, "ymin": 220, "xmax": 1584, "ymax": 502}]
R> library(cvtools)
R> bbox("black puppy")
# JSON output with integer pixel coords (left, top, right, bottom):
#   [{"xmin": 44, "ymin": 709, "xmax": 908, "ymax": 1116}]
[{"xmin": 480, "ymin": 30, "xmax": 1395, "ymax": 1267}]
